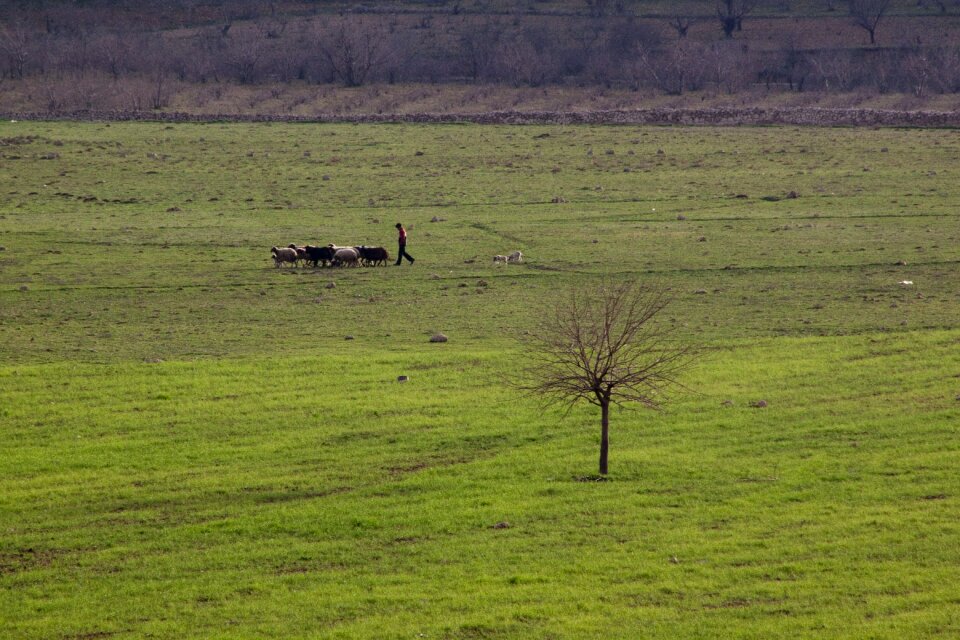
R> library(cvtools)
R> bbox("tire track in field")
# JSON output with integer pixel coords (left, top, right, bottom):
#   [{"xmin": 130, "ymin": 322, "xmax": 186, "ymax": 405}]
[{"xmin": 8, "ymin": 258, "xmax": 957, "ymax": 295}]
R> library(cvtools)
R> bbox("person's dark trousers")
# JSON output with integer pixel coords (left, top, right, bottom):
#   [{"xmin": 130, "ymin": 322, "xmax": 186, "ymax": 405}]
[{"xmin": 395, "ymin": 243, "xmax": 414, "ymax": 265}]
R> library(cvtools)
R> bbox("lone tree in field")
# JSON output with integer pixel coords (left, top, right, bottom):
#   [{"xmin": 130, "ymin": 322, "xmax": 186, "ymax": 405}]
[{"xmin": 520, "ymin": 281, "xmax": 698, "ymax": 476}]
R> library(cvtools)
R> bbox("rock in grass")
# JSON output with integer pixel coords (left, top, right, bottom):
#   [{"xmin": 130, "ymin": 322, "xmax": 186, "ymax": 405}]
[
  {"xmin": 429, "ymin": 333, "xmax": 448, "ymax": 343},
  {"xmin": 397, "ymin": 375, "xmax": 409, "ymax": 383},
  {"xmin": 491, "ymin": 521, "xmax": 511, "ymax": 530},
  {"xmin": 752, "ymin": 400, "xmax": 768, "ymax": 408},
  {"xmin": 326, "ymin": 282, "xmax": 336, "ymax": 289}
]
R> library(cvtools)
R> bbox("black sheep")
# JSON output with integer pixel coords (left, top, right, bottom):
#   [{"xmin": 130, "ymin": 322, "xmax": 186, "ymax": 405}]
[
  {"xmin": 358, "ymin": 246, "xmax": 389, "ymax": 267},
  {"xmin": 304, "ymin": 245, "xmax": 336, "ymax": 267}
]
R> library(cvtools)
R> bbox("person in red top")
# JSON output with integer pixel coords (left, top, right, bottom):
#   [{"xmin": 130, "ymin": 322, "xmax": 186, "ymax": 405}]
[{"xmin": 394, "ymin": 222, "xmax": 415, "ymax": 265}]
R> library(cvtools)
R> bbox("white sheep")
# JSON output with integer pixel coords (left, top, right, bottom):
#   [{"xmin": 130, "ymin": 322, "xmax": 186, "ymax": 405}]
[
  {"xmin": 493, "ymin": 255, "xmax": 508, "ymax": 264},
  {"xmin": 507, "ymin": 251, "xmax": 523, "ymax": 263},
  {"xmin": 271, "ymin": 246, "xmax": 298, "ymax": 268},
  {"xmin": 333, "ymin": 247, "xmax": 360, "ymax": 267}
]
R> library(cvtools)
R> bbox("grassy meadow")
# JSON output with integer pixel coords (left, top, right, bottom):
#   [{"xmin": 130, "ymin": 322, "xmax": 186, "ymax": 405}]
[{"xmin": 1, "ymin": 120, "xmax": 959, "ymax": 638}]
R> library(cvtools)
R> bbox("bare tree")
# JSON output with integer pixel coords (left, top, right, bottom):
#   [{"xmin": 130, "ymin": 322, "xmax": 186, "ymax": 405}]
[
  {"xmin": 458, "ymin": 18, "xmax": 503, "ymax": 82},
  {"xmin": 496, "ymin": 30, "xmax": 550, "ymax": 86},
  {"xmin": 904, "ymin": 50, "xmax": 935, "ymax": 96},
  {"xmin": 707, "ymin": 40, "xmax": 752, "ymax": 93},
  {"xmin": 626, "ymin": 37, "xmax": 700, "ymax": 94},
  {"xmin": 95, "ymin": 32, "xmax": 132, "ymax": 80},
  {"xmin": 518, "ymin": 281, "xmax": 699, "ymax": 476},
  {"xmin": 716, "ymin": 0, "xmax": 755, "ymax": 38},
  {"xmin": 808, "ymin": 50, "xmax": 857, "ymax": 90},
  {"xmin": 849, "ymin": 0, "xmax": 891, "ymax": 45},
  {"xmin": 317, "ymin": 17, "xmax": 393, "ymax": 87},
  {"xmin": 0, "ymin": 21, "xmax": 31, "ymax": 79},
  {"xmin": 224, "ymin": 36, "xmax": 265, "ymax": 84},
  {"xmin": 666, "ymin": 15, "xmax": 696, "ymax": 39}
]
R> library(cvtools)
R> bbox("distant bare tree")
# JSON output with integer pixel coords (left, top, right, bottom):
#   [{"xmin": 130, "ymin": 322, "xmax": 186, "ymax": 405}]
[
  {"xmin": 606, "ymin": 17, "xmax": 661, "ymax": 58},
  {"xmin": 808, "ymin": 50, "xmax": 857, "ymax": 90},
  {"xmin": 0, "ymin": 21, "xmax": 31, "ymax": 79},
  {"xmin": 667, "ymin": 15, "xmax": 696, "ymax": 39},
  {"xmin": 95, "ymin": 32, "xmax": 131, "ymax": 80},
  {"xmin": 317, "ymin": 17, "xmax": 393, "ymax": 87},
  {"xmin": 625, "ymin": 37, "xmax": 701, "ymax": 94},
  {"xmin": 904, "ymin": 50, "xmax": 934, "ymax": 96},
  {"xmin": 458, "ymin": 18, "xmax": 503, "ymax": 82},
  {"xmin": 760, "ymin": 41, "xmax": 811, "ymax": 91},
  {"xmin": 849, "ymin": 0, "xmax": 891, "ymax": 44},
  {"xmin": 518, "ymin": 281, "xmax": 698, "ymax": 476},
  {"xmin": 228, "ymin": 43, "xmax": 263, "ymax": 84},
  {"xmin": 563, "ymin": 19, "xmax": 605, "ymax": 78},
  {"xmin": 716, "ymin": 0, "xmax": 755, "ymax": 38},
  {"xmin": 934, "ymin": 46, "xmax": 960, "ymax": 93},
  {"xmin": 40, "ymin": 77, "xmax": 67, "ymax": 111},
  {"xmin": 496, "ymin": 30, "xmax": 550, "ymax": 86},
  {"xmin": 708, "ymin": 40, "xmax": 752, "ymax": 92}
]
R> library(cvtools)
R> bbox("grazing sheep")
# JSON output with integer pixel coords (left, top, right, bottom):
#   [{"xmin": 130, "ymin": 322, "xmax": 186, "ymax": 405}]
[
  {"xmin": 507, "ymin": 251, "xmax": 523, "ymax": 263},
  {"xmin": 271, "ymin": 246, "xmax": 298, "ymax": 268},
  {"xmin": 332, "ymin": 247, "xmax": 360, "ymax": 267},
  {"xmin": 358, "ymin": 246, "xmax": 389, "ymax": 266},
  {"xmin": 304, "ymin": 245, "xmax": 336, "ymax": 267},
  {"xmin": 288, "ymin": 244, "xmax": 308, "ymax": 267},
  {"xmin": 493, "ymin": 255, "xmax": 508, "ymax": 264}
]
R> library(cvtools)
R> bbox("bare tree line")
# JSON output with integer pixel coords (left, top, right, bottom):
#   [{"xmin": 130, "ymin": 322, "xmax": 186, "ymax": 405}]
[{"xmin": 2, "ymin": 8, "xmax": 960, "ymax": 111}]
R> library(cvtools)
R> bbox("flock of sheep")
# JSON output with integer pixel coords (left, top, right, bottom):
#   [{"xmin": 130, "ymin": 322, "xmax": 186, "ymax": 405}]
[
  {"xmin": 271, "ymin": 244, "xmax": 524, "ymax": 268},
  {"xmin": 271, "ymin": 244, "xmax": 389, "ymax": 268},
  {"xmin": 493, "ymin": 251, "xmax": 524, "ymax": 264}
]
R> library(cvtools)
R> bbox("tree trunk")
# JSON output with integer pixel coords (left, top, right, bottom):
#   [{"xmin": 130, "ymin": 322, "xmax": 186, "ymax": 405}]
[{"xmin": 599, "ymin": 399, "xmax": 610, "ymax": 475}]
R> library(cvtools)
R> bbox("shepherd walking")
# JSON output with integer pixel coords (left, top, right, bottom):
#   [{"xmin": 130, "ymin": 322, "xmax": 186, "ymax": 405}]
[{"xmin": 395, "ymin": 222, "xmax": 415, "ymax": 265}]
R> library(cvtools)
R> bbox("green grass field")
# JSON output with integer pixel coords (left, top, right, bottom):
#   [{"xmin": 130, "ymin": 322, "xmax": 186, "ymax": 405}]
[{"xmin": 1, "ymin": 121, "xmax": 959, "ymax": 638}]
